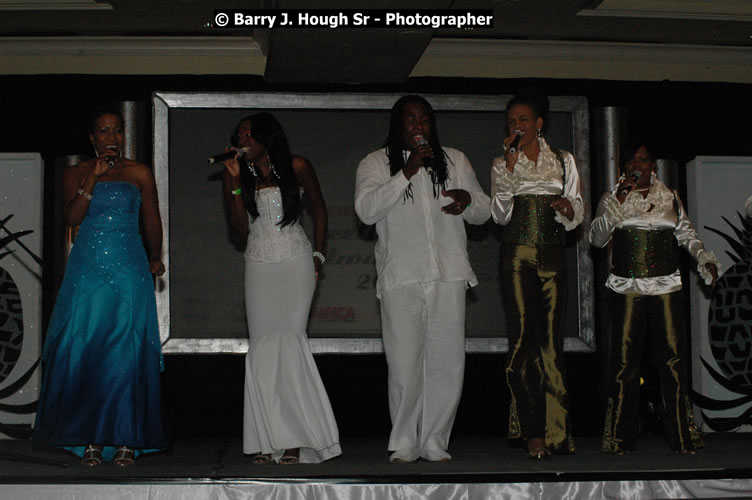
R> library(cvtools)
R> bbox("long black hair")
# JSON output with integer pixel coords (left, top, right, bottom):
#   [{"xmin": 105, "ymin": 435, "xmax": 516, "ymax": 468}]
[
  {"xmin": 232, "ymin": 112, "xmax": 301, "ymax": 227},
  {"xmin": 384, "ymin": 95, "xmax": 449, "ymax": 198}
]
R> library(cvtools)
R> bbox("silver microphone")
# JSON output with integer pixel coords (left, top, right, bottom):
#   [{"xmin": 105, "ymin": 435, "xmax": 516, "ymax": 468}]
[
  {"xmin": 619, "ymin": 170, "xmax": 643, "ymax": 197},
  {"xmin": 508, "ymin": 130, "xmax": 522, "ymax": 154},
  {"xmin": 106, "ymin": 157, "xmax": 116, "ymax": 169},
  {"xmin": 415, "ymin": 135, "xmax": 433, "ymax": 175}
]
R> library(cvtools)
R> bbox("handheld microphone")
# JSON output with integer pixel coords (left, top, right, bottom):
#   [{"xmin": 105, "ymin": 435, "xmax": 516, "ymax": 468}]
[
  {"xmin": 508, "ymin": 130, "xmax": 522, "ymax": 154},
  {"xmin": 208, "ymin": 147, "xmax": 244, "ymax": 165},
  {"xmin": 415, "ymin": 136, "xmax": 433, "ymax": 175},
  {"xmin": 619, "ymin": 170, "xmax": 643, "ymax": 197},
  {"xmin": 97, "ymin": 146, "xmax": 117, "ymax": 168}
]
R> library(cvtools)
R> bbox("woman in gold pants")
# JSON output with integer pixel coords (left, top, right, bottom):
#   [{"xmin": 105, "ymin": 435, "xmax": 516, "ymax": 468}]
[
  {"xmin": 491, "ymin": 94, "xmax": 583, "ymax": 459},
  {"xmin": 590, "ymin": 141, "xmax": 719, "ymax": 454}
]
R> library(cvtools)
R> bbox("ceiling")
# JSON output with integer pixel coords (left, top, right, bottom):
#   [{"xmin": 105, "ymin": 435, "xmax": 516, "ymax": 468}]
[{"xmin": 1, "ymin": 0, "xmax": 751, "ymax": 83}]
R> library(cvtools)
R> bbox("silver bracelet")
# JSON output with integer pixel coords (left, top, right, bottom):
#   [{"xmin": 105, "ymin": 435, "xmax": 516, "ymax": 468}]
[
  {"xmin": 313, "ymin": 251, "xmax": 326, "ymax": 264},
  {"xmin": 77, "ymin": 188, "xmax": 93, "ymax": 201}
]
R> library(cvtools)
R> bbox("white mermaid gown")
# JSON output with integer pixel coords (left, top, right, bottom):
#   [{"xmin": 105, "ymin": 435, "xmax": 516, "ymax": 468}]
[{"xmin": 242, "ymin": 187, "xmax": 341, "ymax": 463}]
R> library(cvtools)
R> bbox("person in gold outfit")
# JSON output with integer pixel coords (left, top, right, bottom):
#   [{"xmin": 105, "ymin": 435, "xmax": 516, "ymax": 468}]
[
  {"xmin": 490, "ymin": 94, "xmax": 583, "ymax": 459},
  {"xmin": 590, "ymin": 141, "xmax": 719, "ymax": 455}
]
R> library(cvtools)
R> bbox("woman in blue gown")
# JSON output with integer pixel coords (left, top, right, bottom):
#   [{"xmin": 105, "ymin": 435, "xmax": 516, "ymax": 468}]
[{"xmin": 33, "ymin": 108, "xmax": 167, "ymax": 466}]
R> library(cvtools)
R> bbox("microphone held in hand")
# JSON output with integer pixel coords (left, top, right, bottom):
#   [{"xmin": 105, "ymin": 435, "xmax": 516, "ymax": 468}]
[
  {"xmin": 105, "ymin": 157, "xmax": 116, "ymax": 169},
  {"xmin": 415, "ymin": 135, "xmax": 433, "ymax": 175},
  {"xmin": 508, "ymin": 130, "xmax": 523, "ymax": 154},
  {"xmin": 619, "ymin": 170, "xmax": 643, "ymax": 197},
  {"xmin": 208, "ymin": 147, "xmax": 244, "ymax": 165}
]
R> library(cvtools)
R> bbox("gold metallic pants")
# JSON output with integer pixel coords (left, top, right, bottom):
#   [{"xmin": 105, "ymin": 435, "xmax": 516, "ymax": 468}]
[
  {"xmin": 500, "ymin": 243, "xmax": 574, "ymax": 453},
  {"xmin": 602, "ymin": 290, "xmax": 703, "ymax": 453}
]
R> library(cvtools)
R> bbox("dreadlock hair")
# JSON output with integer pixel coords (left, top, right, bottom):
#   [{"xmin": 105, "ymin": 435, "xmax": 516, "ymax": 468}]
[
  {"xmin": 232, "ymin": 112, "xmax": 301, "ymax": 228},
  {"xmin": 384, "ymin": 95, "xmax": 450, "ymax": 199}
]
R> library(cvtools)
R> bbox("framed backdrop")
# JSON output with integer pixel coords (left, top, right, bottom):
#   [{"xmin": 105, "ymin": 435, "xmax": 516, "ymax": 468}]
[{"xmin": 152, "ymin": 92, "xmax": 593, "ymax": 354}]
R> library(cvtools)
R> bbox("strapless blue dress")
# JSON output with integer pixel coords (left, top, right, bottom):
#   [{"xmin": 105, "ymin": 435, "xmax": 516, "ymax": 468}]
[{"xmin": 33, "ymin": 182, "xmax": 167, "ymax": 461}]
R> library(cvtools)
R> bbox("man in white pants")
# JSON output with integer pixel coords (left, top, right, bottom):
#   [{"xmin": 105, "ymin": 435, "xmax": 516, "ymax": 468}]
[{"xmin": 354, "ymin": 95, "xmax": 490, "ymax": 463}]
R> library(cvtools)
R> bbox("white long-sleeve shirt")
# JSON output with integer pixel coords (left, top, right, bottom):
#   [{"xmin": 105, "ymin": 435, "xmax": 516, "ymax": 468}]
[
  {"xmin": 490, "ymin": 137, "xmax": 583, "ymax": 231},
  {"xmin": 354, "ymin": 147, "xmax": 490, "ymax": 297},
  {"xmin": 589, "ymin": 179, "xmax": 719, "ymax": 295}
]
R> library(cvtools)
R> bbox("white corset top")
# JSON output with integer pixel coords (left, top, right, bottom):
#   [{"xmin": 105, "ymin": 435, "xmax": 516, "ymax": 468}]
[{"xmin": 244, "ymin": 187, "xmax": 311, "ymax": 263}]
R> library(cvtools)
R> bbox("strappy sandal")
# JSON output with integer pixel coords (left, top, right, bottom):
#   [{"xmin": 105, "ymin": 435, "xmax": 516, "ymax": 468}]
[
  {"xmin": 114, "ymin": 446, "xmax": 135, "ymax": 467},
  {"xmin": 678, "ymin": 448, "xmax": 698, "ymax": 455},
  {"xmin": 528, "ymin": 446, "xmax": 550, "ymax": 460},
  {"xmin": 527, "ymin": 438, "xmax": 550, "ymax": 460},
  {"xmin": 278, "ymin": 448, "xmax": 300, "ymax": 465},
  {"xmin": 82, "ymin": 445, "xmax": 103, "ymax": 466},
  {"xmin": 252, "ymin": 453, "xmax": 273, "ymax": 464}
]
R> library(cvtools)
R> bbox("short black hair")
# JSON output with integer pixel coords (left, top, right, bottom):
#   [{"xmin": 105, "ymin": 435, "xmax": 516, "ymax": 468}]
[
  {"xmin": 88, "ymin": 105, "xmax": 124, "ymax": 133},
  {"xmin": 506, "ymin": 94, "xmax": 549, "ymax": 122},
  {"xmin": 620, "ymin": 139, "xmax": 658, "ymax": 167}
]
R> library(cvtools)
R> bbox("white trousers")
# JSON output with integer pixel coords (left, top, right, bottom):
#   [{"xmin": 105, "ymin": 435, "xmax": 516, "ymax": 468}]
[{"xmin": 380, "ymin": 280, "xmax": 466, "ymax": 456}]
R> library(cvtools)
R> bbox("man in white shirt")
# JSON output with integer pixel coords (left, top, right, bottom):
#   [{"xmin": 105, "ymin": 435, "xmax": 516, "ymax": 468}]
[{"xmin": 354, "ymin": 95, "xmax": 490, "ymax": 463}]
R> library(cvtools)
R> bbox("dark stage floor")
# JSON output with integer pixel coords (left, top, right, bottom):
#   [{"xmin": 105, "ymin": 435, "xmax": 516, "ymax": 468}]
[{"xmin": 2, "ymin": 434, "xmax": 752, "ymax": 485}]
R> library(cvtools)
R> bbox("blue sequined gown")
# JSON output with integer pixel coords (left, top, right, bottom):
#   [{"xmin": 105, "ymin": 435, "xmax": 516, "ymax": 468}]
[{"xmin": 34, "ymin": 182, "xmax": 167, "ymax": 461}]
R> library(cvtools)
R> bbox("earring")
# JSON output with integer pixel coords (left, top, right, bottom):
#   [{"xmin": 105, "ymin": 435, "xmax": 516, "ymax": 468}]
[
  {"xmin": 267, "ymin": 153, "xmax": 281, "ymax": 180},
  {"xmin": 247, "ymin": 161, "xmax": 259, "ymax": 179},
  {"xmin": 537, "ymin": 129, "xmax": 543, "ymax": 138},
  {"xmin": 650, "ymin": 171, "xmax": 656, "ymax": 184}
]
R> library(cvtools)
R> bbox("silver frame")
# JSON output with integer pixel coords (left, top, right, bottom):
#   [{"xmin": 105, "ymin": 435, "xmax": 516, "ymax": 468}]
[{"xmin": 153, "ymin": 92, "xmax": 593, "ymax": 354}]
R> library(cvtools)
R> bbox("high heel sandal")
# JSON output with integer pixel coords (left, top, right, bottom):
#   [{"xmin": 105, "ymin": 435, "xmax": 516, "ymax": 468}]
[
  {"xmin": 678, "ymin": 448, "xmax": 698, "ymax": 455},
  {"xmin": 82, "ymin": 445, "xmax": 103, "ymax": 466},
  {"xmin": 527, "ymin": 438, "xmax": 550, "ymax": 460},
  {"xmin": 279, "ymin": 448, "xmax": 300, "ymax": 465},
  {"xmin": 252, "ymin": 453, "xmax": 273, "ymax": 464},
  {"xmin": 114, "ymin": 446, "xmax": 135, "ymax": 467}
]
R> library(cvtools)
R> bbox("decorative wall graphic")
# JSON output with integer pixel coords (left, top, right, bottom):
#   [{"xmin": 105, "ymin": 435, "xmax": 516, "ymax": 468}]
[
  {"xmin": 687, "ymin": 156, "xmax": 752, "ymax": 432},
  {"xmin": 0, "ymin": 153, "xmax": 44, "ymax": 439},
  {"xmin": 0, "ymin": 223, "xmax": 30, "ymax": 383},
  {"xmin": 0, "ymin": 266, "xmax": 23, "ymax": 383},
  {"xmin": 0, "ymin": 218, "xmax": 42, "ymax": 438},
  {"xmin": 693, "ymin": 213, "xmax": 752, "ymax": 430}
]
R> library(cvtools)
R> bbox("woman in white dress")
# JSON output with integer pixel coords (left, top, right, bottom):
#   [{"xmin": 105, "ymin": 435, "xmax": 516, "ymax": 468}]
[{"xmin": 221, "ymin": 112, "xmax": 341, "ymax": 464}]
